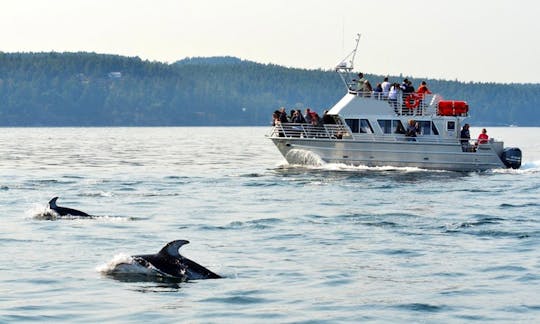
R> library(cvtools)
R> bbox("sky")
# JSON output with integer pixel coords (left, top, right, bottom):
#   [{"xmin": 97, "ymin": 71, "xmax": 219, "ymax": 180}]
[{"xmin": 1, "ymin": 0, "xmax": 539, "ymax": 83}]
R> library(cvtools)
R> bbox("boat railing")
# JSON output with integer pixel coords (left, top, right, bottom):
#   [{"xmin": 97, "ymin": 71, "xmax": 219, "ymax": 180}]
[
  {"xmin": 269, "ymin": 123, "xmax": 459, "ymax": 144},
  {"xmin": 348, "ymin": 91, "xmax": 452, "ymax": 117},
  {"xmin": 269, "ymin": 123, "xmax": 483, "ymax": 146},
  {"xmin": 268, "ymin": 123, "xmax": 350, "ymax": 139}
]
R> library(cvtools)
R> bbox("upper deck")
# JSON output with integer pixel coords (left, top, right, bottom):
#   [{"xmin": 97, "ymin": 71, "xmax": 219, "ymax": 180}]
[{"xmin": 328, "ymin": 92, "xmax": 468, "ymax": 119}]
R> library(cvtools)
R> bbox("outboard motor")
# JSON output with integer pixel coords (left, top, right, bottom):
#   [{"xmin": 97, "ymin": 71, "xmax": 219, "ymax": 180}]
[{"xmin": 501, "ymin": 147, "xmax": 522, "ymax": 169}]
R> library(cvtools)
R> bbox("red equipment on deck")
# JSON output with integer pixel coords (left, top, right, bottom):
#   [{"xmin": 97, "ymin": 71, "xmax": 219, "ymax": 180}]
[{"xmin": 437, "ymin": 100, "xmax": 469, "ymax": 116}]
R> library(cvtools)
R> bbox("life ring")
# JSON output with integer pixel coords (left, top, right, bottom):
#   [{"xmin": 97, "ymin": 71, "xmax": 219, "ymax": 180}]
[{"xmin": 405, "ymin": 94, "xmax": 420, "ymax": 109}]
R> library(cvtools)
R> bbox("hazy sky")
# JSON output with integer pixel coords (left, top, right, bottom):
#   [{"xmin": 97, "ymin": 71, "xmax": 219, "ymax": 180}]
[{"xmin": 2, "ymin": 0, "xmax": 539, "ymax": 83}]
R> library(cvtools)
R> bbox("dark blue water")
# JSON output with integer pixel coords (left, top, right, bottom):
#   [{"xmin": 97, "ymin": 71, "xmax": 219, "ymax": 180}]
[{"xmin": 1, "ymin": 127, "xmax": 539, "ymax": 323}]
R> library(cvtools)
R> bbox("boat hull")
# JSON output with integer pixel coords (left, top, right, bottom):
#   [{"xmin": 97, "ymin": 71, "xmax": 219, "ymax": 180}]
[{"xmin": 271, "ymin": 137, "xmax": 507, "ymax": 172}]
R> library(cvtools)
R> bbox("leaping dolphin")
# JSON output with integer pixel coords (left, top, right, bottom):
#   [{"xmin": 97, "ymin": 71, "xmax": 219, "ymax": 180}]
[
  {"xmin": 112, "ymin": 240, "xmax": 221, "ymax": 281},
  {"xmin": 48, "ymin": 197, "xmax": 90, "ymax": 217}
]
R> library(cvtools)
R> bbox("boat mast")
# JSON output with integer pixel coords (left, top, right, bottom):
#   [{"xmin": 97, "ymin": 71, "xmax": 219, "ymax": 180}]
[{"xmin": 335, "ymin": 33, "xmax": 361, "ymax": 92}]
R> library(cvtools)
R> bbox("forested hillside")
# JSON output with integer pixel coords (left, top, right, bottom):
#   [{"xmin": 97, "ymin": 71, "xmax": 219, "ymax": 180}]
[{"xmin": 0, "ymin": 52, "xmax": 538, "ymax": 126}]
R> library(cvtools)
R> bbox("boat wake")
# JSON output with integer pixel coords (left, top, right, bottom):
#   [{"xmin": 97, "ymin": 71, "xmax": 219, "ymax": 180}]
[
  {"xmin": 280, "ymin": 149, "xmax": 445, "ymax": 173},
  {"xmin": 313, "ymin": 163, "xmax": 439, "ymax": 173},
  {"xmin": 492, "ymin": 160, "xmax": 540, "ymax": 174}
]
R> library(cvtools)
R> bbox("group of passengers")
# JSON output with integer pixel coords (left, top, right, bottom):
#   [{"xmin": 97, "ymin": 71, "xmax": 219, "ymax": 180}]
[
  {"xmin": 272, "ymin": 107, "xmax": 335, "ymax": 126},
  {"xmin": 353, "ymin": 73, "xmax": 432, "ymax": 113},
  {"xmin": 354, "ymin": 73, "xmax": 432, "ymax": 98}
]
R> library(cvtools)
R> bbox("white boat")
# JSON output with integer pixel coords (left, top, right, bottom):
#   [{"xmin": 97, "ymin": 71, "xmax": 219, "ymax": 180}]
[{"xmin": 267, "ymin": 35, "xmax": 522, "ymax": 172}]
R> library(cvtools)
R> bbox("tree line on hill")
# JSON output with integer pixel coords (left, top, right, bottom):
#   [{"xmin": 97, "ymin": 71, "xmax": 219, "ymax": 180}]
[{"xmin": 0, "ymin": 52, "xmax": 538, "ymax": 126}]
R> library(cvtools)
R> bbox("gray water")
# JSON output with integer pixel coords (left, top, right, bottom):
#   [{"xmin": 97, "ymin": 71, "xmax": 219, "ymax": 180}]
[{"xmin": 1, "ymin": 127, "xmax": 539, "ymax": 323}]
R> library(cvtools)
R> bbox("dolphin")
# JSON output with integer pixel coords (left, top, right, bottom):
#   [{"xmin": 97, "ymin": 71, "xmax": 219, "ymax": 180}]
[
  {"xmin": 48, "ymin": 197, "xmax": 90, "ymax": 217},
  {"xmin": 114, "ymin": 240, "xmax": 221, "ymax": 281}
]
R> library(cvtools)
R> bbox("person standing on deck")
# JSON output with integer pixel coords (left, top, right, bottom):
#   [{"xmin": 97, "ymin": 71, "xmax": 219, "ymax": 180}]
[
  {"xmin": 416, "ymin": 81, "xmax": 432, "ymax": 97},
  {"xmin": 460, "ymin": 123, "xmax": 471, "ymax": 151},
  {"xmin": 353, "ymin": 72, "xmax": 367, "ymax": 96},
  {"xmin": 381, "ymin": 77, "xmax": 391, "ymax": 99},
  {"xmin": 416, "ymin": 81, "xmax": 432, "ymax": 112}
]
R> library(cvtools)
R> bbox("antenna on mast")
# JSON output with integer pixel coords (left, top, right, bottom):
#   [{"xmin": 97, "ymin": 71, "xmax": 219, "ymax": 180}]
[{"xmin": 335, "ymin": 33, "xmax": 361, "ymax": 91}]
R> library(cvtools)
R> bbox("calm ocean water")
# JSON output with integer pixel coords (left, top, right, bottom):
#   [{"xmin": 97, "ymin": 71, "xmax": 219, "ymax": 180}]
[{"xmin": 1, "ymin": 126, "xmax": 539, "ymax": 323}]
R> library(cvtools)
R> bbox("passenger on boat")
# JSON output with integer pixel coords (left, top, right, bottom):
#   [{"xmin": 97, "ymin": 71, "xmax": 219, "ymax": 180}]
[
  {"xmin": 288, "ymin": 109, "xmax": 296, "ymax": 121},
  {"xmin": 401, "ymin": 79, "xmax": 415, "ymax": 95},
  {"xmin": 304, "ymin": 108, "xmax": 313, "ymax": 124},
  {"xmin": 388, "ymin": 83, "xmax": 400, "ymax": 113},
  {"xmin": 322, "ymin": 110, "xmax": 335, "ymax": 124},
  {"xmin": 362, "ymin": 80, "xmax": 373, "ymax": 97},
  {"xmin": 354, "ymin": 72, "xmax": 366, "ymax": 92},
  {"xmin": 477, "ymin": 128, "xmax": 489, "ymax": 145},
  {"xmin": 272, "ymin": 112, "xmax": 281, "ymax": 126},
  {"xmin": 278, "ymin": 107, "xmax": 289, "ymax": 123},
  {"xmin": 381, "ymin": 77, "xmax": 391, "ymax": 99},
  {"xmin": 374, "ymin": 83, "xmax": 383, "ymax": 99},
  {"xmin": 415, "ymin": 81, "xmax": 432, "ymax": 112},
  {"xmin": 416, "ymin": 81, "xmax": 432, "ymax": 96},
  {"xmin": 310, "ymin": 111, "xmax": 321, "ymax": 126},
  {"xmin": 460, "ymin": 123, "xmax": 471, "ymax": 151},
  {"xmin": 291, "ymin": 110, "xmax": 306, "ymax": 123},
  {"xmin": 401, "ymin": 79, "xmax": 415, "ymax": 115},
  {"xmin": 406, "ymin": 119, "xmax": 419, "ymax": 138}
]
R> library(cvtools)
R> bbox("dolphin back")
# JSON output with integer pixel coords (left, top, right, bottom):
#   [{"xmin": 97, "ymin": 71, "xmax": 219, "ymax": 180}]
[
  {"xmin": 158, "ymin": 240, "xmax": 190, "ymax": 257},
  {"xmin": 48, "ymin": 197, "xmax": 90, "ymax": 217},
  {"xmin": 48, "ymin": 197, "xmax": 59, "ymax": 209},
  {"xmin": 155, "ymin": 240, "xmax": 222, "ymax": 279}
]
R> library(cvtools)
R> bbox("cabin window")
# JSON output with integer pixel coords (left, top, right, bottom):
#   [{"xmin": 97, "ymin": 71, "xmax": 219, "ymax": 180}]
[
  {"xmin": 345, "ymin": 119, "xmax": 359, "ymax": 133},
  {"xmin": 394, "ymin": 120, "xmax": 406, "ymax": 134},
  {"xmin": 378, "ymin": 120, "xmax": 392, "ymax": 134},
  {"xmin": 417, "ymin": 121, "xmax": 439, "ymax": 135},
  {"xmin": 345, "ymin": 119, "xmax": 373, "ymax": 133},
  {"xmin": 378, "ymin": 120, "xmax": 405, "ymax": 134},
  {"xmin": 447, "ymin": 121, "xmax": 455, "ymax": 131},
  {"xmin": 432, "ymin": 123, "xmax": 439, "ymax": 135},
  {"xmin": 360, "ymin": 119, "xmax": 373, "ymax": 133}
]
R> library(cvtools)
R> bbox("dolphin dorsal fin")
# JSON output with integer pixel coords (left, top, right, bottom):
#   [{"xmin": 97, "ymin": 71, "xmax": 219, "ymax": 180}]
[
  {"xmin": 159, "ymin": 240, "xmax": 190, "ymax": 258},
  {"xmin": 48, "ymin": 197, "xmax": 59, "ymax": 209}
]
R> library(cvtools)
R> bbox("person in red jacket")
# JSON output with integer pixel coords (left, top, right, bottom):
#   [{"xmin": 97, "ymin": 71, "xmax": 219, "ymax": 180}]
[
  {"xmin": 414, "ymin": 81, "xmax": 432, "ymax": 112},
  {"xmin": 416, "ymin": 81, "xmax": 432, "ymax": 96},
  {"xmin": 477, "ymin": 128, "xmax": 489, "ymax": 144}
]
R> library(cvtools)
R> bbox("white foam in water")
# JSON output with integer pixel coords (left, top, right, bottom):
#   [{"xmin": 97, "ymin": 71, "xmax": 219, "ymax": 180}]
[
  {"xmin": 520, "ymin": 160, "xmax": 540, "ymax": 171},
  {"xmin": 96, "ymin": 253, "xmax": 134, "ymax": 273},
  {"xmin": 26, "ymin": 203, "xmax": 49, "ymax": 217},
  {"xmin": 284, "ymin": 149, "xmax": 325, "ymax": 166},
  {"xmin": 320, "ymin": 163, "xmax": 433, "ymax": 173},
  {"xmin": 492, "ymin": 160, "xmax": 540, "ymax": 174},
  {"xmin": 26, "ymin": 202, "xmax": 59, "ymax": 220}
]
